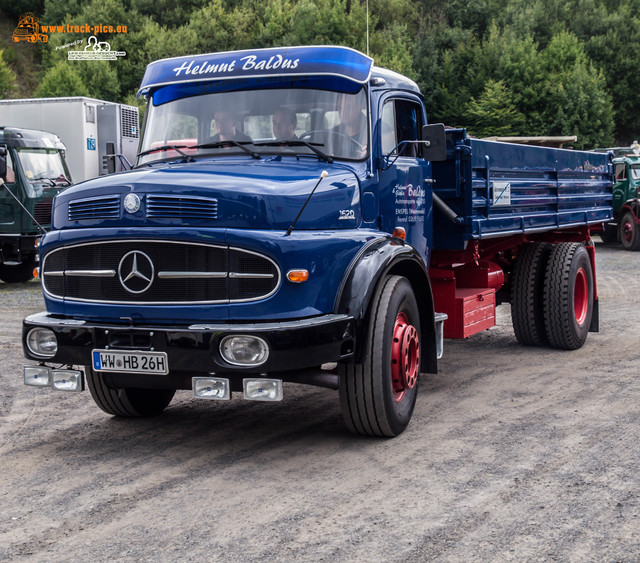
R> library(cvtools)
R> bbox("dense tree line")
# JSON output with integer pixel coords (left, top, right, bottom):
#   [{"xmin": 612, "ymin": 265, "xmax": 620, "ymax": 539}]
[{"xmin": 2, "ymin": 0, "xmax": 639, "ymax": 147}]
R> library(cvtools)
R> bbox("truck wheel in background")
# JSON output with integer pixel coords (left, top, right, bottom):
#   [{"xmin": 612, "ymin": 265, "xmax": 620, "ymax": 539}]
[
  {"xmin": 599, "ymin": 224, "xmax": 618, "ymax": 244},
  {"xmin": 0, "ymin": 254, "xmax": 35, "ymax": 283},
  {"xmin": 543, "ymin": 243, "xmax": 594, "ymax": 350},
  {"xmin": 511, "ymin": 242, "xmax": 552, "ymax": 346},
  {"xmin": 86, "ymin": 368, "xmax": 175, "ymax": 417},
  {"xmin": 339, "ymin": 275, "xmax": 420, "ymax": 437},
  {"xmin": 619, "ymin": 211, "xmax": 640, "ymax": 250}
]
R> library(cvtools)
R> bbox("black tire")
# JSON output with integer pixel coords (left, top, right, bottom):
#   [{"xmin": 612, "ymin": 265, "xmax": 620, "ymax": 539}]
[
  {"xmin": 511, "ymin": 242, "xmax": 552, "ymax": 346},
  {"xmin": 0, "ymin": 254, "xmax": 35, "ymax": 283},
  {"xmin": 543, "ymin": 243, "xmax": 594, "ymax": 350},
  {"xmin": 86, "ymin": 367, "xmax": 175, "ymax": 417},
  {"xmin": 599, "ymin": 224, "xmax": 618, "ymax": 244},
  {"xmin": 339, "ymin": 275, "xmax": 420, "ymax": 437},
  {"xmin": 619, "ymin": 210, "xmax": 640, "ymax": 250}
]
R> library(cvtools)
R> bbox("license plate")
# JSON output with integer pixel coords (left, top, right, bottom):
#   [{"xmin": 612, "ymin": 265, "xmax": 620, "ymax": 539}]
[{"xmin": 92, "ymin": 349, "xmax": 169, "ymax": 375}]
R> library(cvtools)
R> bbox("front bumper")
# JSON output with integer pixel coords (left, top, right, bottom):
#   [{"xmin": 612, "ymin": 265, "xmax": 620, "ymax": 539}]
[{"xmin": 23, "ymin": 312, "xmax": 354, "ymax": 390}]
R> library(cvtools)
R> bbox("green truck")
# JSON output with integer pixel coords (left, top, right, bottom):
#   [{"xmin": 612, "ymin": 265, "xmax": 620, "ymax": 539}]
[
  {"xmin": 600, "ymin": 143, "xmax": 640, "ymax": 249},
  {"xmin": 0, "ymin": 126, "xmax": 71, "ymax": 283}
]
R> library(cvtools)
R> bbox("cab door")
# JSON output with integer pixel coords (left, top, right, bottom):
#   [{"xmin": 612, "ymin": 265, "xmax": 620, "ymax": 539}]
[
  {"xmin": 377, "ymin": 96, "xmax": 432, "ymax": 264},
  {"xmin": 613, "ymin": 161, "xmax": 629, "ymax": 212}
]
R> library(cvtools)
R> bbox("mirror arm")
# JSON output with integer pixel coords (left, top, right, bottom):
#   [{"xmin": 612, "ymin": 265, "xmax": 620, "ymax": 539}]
[{"xmin": 381, "ymin": 140, "xmax": 430, "ymax": 170}]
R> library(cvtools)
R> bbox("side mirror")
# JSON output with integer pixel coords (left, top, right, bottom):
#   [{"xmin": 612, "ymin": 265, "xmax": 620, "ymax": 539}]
[
  {"xmin": 0, "ymin": 147, "xmax": 7, "ymax": 180},
  {"xmin": 421, "ymin": 123, "xmax": 447, "ymax": 162}
]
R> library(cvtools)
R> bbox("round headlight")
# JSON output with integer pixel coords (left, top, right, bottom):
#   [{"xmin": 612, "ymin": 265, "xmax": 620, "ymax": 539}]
[
  {"xmin": 26, "ymin": 328, "xmax": 58, "ymax": 358},
  {"xmin": 220, "ymin": 335, "xmax": 269, "ymax": 366}
]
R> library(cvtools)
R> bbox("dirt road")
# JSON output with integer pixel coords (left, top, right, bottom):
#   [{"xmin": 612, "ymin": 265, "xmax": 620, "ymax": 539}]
[{"xmin": 1, "ymin": 243, "xmax": 639, "ymax": 561}]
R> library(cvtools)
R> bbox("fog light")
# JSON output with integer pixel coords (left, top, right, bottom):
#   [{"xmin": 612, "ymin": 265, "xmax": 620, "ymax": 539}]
[
  {"xmin": 24, "ymin": 365, "xmax": 51, "ymax": 387},
  {"xmin": 25, "ymin": 328, "xmax": 57, "ymax": 358},
  {"xmin": 220, "ymin": 335, "xmax": 269, "ymax": 366},
  {"xmin": 243, "ymin": 379, "xmax": 283, "ymax": 401},
  {"xmin": 52, "ymin": 369, "xmax": 84, "ymax": 392},
  {"xmin": 193, "ymin": 376, "xmax": 230, "ymax": 400}
]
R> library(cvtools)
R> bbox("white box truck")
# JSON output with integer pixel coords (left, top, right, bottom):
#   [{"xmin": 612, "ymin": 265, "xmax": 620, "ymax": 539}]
[{"xmin": 0, "ymin": 97, "xmax": 139, "ymax": 183}]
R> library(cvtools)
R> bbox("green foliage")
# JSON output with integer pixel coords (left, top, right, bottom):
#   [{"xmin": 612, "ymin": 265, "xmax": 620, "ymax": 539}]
[
  {"xmin": 467, "ymin": 80, "xmax": 525, "ymax": 137},
  {"xmin": 34, "ymin": 60, "xmax": 89, "ymax": 97},
  {"xmin": 0, "ymin": 51, "xmax": 17, "ymax": 98},
  {"xmin": 3, "ymin": 0, "xmax": 45, "ymax": 20},
  {"xmin": 2, "ymin": 47, "xmax": 18, "ymax": 67}
]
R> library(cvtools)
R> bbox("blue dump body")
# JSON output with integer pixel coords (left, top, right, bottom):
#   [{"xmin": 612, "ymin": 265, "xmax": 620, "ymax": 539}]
[{"xmin": 432, "ymin": 129, "xmax": 612, "ymax": 250}]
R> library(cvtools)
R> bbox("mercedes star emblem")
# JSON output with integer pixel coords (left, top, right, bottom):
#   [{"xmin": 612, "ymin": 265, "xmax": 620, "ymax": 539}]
[
  {"xmin": 123, "ymin": 193, "xmax": 141, "ymax": 214},
  {"xmin": 118, "ymin": 250, "xmax": 155, "ymax": 294}
]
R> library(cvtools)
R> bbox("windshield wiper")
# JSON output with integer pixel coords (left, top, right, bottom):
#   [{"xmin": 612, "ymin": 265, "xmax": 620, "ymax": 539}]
[
  {"xmin": 30, "ymin": 176, "xmax": 56, "ymax": 186},
  {"xmin": 253, "ymin": 140, "xmax": 333, "ymax": 163},
  {"xmin": 194, "ymin": 140, "xmax": 261, "ymax": 160},
  {"xmin": 137, "ymin": 144, "xmax": 195, "ymax": 162}
]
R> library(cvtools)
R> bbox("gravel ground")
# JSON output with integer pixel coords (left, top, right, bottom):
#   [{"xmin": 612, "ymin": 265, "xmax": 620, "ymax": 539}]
[{"xmin": 1, "ymin": 242, "xmax": 639, "ymax": 561}]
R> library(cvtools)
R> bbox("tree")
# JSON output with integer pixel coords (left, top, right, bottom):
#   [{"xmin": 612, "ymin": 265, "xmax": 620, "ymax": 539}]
[
  {"xmin": 0, "ymin": 52, "xmax": 17, "ymax": 98},
  {"xmin": 467, "ymin": 80, "xmax": 525, "ymax": 137},
  {"xmin": 34, "ymin": 60, "xmax": 89, "ymax": 97}
]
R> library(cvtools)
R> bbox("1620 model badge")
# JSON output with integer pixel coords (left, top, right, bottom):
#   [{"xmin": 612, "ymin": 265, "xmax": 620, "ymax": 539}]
[{"xmin": 118, "ymin": 250, "xmax": 154, "ymax": 294}]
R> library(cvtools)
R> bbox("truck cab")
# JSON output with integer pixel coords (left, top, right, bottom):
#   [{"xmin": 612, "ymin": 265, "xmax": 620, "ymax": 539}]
[
  {"xmin": 609, "ymin": 152, "xmax": 640, "ymax": 249},
  {"xmin": 0, "ymin": 127, "xmax": 71, "ymax": 282}
]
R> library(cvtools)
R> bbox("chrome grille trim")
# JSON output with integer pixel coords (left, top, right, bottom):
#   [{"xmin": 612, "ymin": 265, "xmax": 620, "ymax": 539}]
[
  {"xmin": 41, "ymin": 240, "xmax": 281, "ymax": 304},
  {"xmin": 64, "ymin": 270, "xmax": 116, "ymax": 277},
  {"xmin": 228, "ymin": 272, "xmax": 275, "ymax": 279},
  {"xmin": 157, "ymin": 271, "xmax": 228, "ymax": 279}
]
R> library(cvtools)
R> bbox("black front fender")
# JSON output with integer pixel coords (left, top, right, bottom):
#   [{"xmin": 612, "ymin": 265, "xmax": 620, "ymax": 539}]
[{"xmin": 334, "ymin": 237, "xmax": 438, "ymax": 373}]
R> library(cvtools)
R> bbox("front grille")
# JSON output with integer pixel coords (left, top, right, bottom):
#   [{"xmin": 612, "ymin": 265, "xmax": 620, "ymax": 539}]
[
  {"xmin": 146, "ymin": 195, "xmax": 218, "ymax": 220},
  {"xmin": 33, "ymin": 200, "xmax": 52, "ymax": 225},
  {"xmin": 68, "ymin": 195, "xmax": 120, "ymax": 221},
  {"xmin": 41, "ymin": 240, "xmax": 280, "ymax": 304}
]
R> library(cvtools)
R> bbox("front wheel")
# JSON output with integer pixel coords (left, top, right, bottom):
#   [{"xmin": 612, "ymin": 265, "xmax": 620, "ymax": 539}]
[
  {"xmin": 339, "ymin": 275, "xmax": 421, "ymax": 437},
  {"xmin": 86, "ymin": 367, "xmax": 175, "ymax": 417},
  {"xmin": 619, "ymin": 210, "xmax": 640, "ymax": 250}
]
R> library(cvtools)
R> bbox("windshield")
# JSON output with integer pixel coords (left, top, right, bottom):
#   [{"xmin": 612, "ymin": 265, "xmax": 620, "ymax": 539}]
[
  {"xmin": 631, "ymin": 166, "xmax": 640, "ymax": 180},
  {"xmin": 139, "ymin": 87, "xmax": 369, "ymax": 164},
  {"xmin": 16, "ymin": 148, "xmax": 70, "ymax": 186}
]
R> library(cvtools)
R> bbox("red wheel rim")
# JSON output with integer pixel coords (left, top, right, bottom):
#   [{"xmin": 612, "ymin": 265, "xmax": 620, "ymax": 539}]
[
  {"xmin": 574, "ymin": 267, "xmax": 588, "ymax": 325},
  {"xmin": 391, "ymin": 312, "xmax": 419, "ymax": 402},
  {"xmin": 622, "ymin": 219, "xmax": 634, "ymax": 244}
]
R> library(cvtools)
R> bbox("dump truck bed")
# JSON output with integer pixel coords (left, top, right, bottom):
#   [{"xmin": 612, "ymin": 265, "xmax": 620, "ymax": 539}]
[{"xmin": 431, "ymin": 129, "xmax": 613, "ymax": 250}]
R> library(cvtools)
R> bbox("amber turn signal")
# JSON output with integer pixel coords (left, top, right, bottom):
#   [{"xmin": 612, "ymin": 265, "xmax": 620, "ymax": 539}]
[
  {"xmin": 392, "ymin": 227, "xmax": 406, "ymax": 240},
  {"xmin": 287, "ymin": 269, "xmax": 309, "ymax": 283}
]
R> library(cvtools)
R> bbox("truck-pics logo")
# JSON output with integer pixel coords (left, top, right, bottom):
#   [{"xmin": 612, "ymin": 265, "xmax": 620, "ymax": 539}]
[{"xmin": 12, "ymin": 13, "xmax": 48, "ymax": 43}]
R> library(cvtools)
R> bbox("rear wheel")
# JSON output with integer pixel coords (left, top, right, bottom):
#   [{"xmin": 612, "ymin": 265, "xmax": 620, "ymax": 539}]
[
  {"xmin": 0, "ymin": 253, "xmax": 35, "ymax": 283},
  {"xmin": 543, "ymin": 243, "xmax": 594, "ymax": 350},
  {"xmin": 339, "ymin": 275, "xmax": 420, "ymax": 437},
  {"xmin": 511, "ymin": 242, "xmax": 552, "ymax": 346},
  {"xmin": 86, "ymin": 367, "xmax": 175, "ymax": 417},
  {"xmin": 619, "ymin": 210, "xmax": 640, "ymax": 250},
  {"xmin": 599, "ymin": 224, "xmax": 618, "ymax": 244}
]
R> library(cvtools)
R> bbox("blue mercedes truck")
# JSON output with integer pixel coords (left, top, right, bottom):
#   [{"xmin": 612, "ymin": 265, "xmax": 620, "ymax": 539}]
[{"xmin": 17, "ymin": 46, "xmax": 613, "ymax": 436}]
